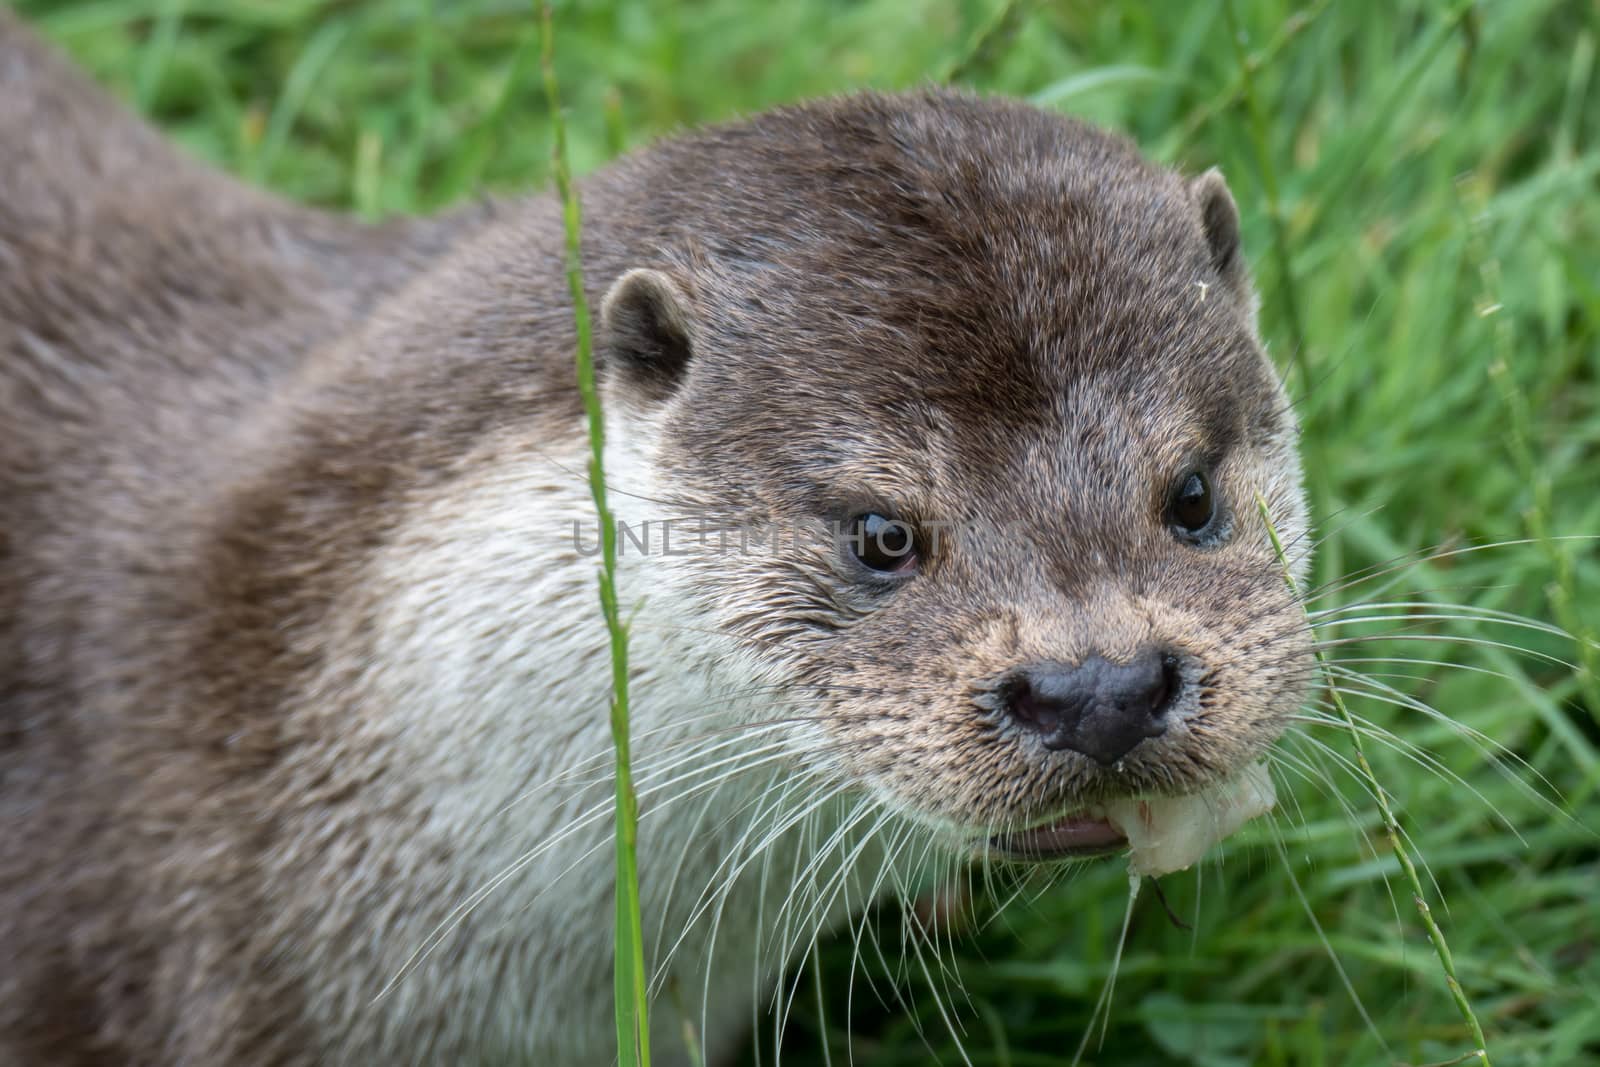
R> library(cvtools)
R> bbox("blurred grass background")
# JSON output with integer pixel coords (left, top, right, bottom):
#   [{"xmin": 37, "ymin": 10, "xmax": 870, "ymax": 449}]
[{"xmin": 14, "ymin": 0, "xmax": 1599, "ymax": 1063}]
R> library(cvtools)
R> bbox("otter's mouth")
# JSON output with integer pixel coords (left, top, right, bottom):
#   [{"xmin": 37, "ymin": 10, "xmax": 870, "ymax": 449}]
[
  {"xmin": 988, "ymin": 812, "xmax": 1128, "ymax": 861},
  {"xmin": 980, "ymin": 760, "xmax": 1278, "ymax": 873}
]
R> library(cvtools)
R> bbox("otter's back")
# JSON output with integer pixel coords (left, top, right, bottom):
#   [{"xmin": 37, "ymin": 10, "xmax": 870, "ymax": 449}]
[
  {"xmin": 0, "ymin": 11, "xmax": 481, "ymax": 774},
  {"xmin": 0, "ymin": 10, "xmax": 483, "ymax": 463}
]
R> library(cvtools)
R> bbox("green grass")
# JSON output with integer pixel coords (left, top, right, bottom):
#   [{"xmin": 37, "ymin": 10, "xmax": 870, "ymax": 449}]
[{"xmin": 19, "ymin": 0, "xmax": 1599, "ymax": 1063}]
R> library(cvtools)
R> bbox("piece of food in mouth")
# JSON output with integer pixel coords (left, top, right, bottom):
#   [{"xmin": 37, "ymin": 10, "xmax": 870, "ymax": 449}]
[
  {"xmin": 990, "ymin": 760, "xmax": 1277, "ymax": 877},
  {"xmin": 1103, "ymin": 760, "xmax": 1277, "ymax": 877}
]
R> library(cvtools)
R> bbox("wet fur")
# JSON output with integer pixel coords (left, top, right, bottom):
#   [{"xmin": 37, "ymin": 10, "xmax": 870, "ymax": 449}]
[{"xmin": 0, "ymin": 11, "xmax": 1311, "ymax": 1065}]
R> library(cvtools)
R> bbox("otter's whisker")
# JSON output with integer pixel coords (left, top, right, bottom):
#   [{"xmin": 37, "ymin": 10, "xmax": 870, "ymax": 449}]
[
  {"xmin": 489, "ymin": 712, "xmax": 818, "ymax": 821},
  {"xmin": 1280, "ymin": 723, "xmax": 1456, "ymax": 910},
  {"xmin": 1262, "ymin": 747, "xmax": 1320, "ymax": 835},
  {"xmin": 1317, "ymin": 667, "xmax": 1568, "ymax": 811},
  {"xmin": 1273, "ymin": 732, "xmax": 1390, "ymax": 865},
  {"xmin": 1311, "ymin": 676, "xmax": 1564, "ymax": 820},
  {"xmin": 1264, "ymin": 815, "xmax": 1391, "ymax": 1055},
  {"xmin": 1312, "ymin": 610, "xmax": 1580, "ymax": 650},
  {"xmin": 1072, "ymin": 873, "xmax": 1140, "ymax": 1065},
  {"xmin": 852, "ymin": 824, "xmax": 947, "ymax": 1064},
  {"xmin": 1309, "ymin": 600, "xmax": 1577, "ymax": 636},
  {"xmin": 695, "ymin": 779, "xmax": 794, "ymax": 1062},
  {"xmin": 1313, "ymin": 632, "xmax": 1580, "ymax": 670},
  {"xmin": 1292, "ymin": 702, "xmax": 1521, "ymax": 838},
  {"xmin": 775, "ymin": 801, "xmax": 895, "ymax": 1052},
  {"xmin": 1321, "ymin": 655, "xmax": 1543, "ymax": 687},
  {"xmin": 672, "ymin": 772, "xmax": 838, "ymax": 1001},
  {"xmin": 894, "ymin": 826, "xmax": 973, "ymax": 1027},
  {"xmin": 648, "ymin": 755, "xmax": 766, "ymax": 968},
  {"xmin": 902, "ymin": 885, "xmax": 977, "ymax": 1067},
  {"xmin": 842, "ymin": 816, "xmax": 924, "ymax": 1052},
  {"xmin": 386, "ymin": 742, "xmax": 811, "ymax": 1003},
  {"xmin": 1303, "ymin": 535, "xmax": 1600, "ymax": 605},
  {"xmin": 770, "ymin": 796, "xmax": 879, "ymax": 1017}
]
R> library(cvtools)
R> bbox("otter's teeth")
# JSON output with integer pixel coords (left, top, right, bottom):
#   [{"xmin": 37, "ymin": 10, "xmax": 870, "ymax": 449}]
[{"xmin": 1100, "ymin": 761, "xmax": 1277, "ymax": 877}]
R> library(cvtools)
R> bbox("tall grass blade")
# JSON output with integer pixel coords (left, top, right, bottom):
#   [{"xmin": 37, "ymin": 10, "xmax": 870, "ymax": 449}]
[{"xmin": 540, "ymin": 5, "xmax": 651, "ymax": 1064}]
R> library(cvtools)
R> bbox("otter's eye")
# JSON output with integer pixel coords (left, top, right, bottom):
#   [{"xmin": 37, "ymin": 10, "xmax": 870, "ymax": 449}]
[
  {"xmin": 846, "ymin": 513, "xmax": 918, "ymax": 574},
  {"xmin": 1169, "ymin": 470, "xmax": 1217, "ymax": 538}
]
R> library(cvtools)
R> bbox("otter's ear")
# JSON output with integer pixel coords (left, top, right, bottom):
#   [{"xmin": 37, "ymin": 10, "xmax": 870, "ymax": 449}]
[
  {"xmin": 1189, "ymin": 168, "xmax": 1249, "ymax": 297},
  {"xmin": 599, "ymin": 268, "xmax": 695, "ymax": 401}
]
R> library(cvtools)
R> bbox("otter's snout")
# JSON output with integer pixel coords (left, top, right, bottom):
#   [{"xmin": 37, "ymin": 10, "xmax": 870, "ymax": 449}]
[{"xmin": 1004, "ymin": 651, "xmax": 1180, "ymax": 765}]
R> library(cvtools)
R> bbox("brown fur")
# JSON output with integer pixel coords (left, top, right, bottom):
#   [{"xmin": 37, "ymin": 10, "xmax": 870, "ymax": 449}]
[{"xmin": 0, "ymin": 10, "xmax": 1313, "ymax": 1064}]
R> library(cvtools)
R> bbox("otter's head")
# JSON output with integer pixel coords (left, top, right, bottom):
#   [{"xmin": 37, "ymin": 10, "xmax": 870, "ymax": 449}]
[{"xmin": 594, "ymin": 90, "xmax": 1313, "ymax": 860}]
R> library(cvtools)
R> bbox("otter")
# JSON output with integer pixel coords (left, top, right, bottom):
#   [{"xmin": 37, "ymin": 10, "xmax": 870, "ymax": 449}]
[{"xmin": 0, "ymin": 11, "xmax": 1314, "ymax": 1065}]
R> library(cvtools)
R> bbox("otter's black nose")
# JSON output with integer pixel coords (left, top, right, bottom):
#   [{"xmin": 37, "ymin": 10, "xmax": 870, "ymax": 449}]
[{"xmin": 1004, "ymin": 651, "xmax": 1178, "ymax": 765}]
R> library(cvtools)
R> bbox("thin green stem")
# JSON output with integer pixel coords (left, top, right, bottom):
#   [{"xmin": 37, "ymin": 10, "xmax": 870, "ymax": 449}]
[
  {"xmin": 541, "ymin": 6, "xmax": 651, "ymax": 1065},
  {"xmin": 1221, "ymin": 3, "xmax": 1339, "ymax": 594},
  {"xmin": 1455, "ymin": 173, "xmax": 1600, "ymax": 797},
  {"xmin": 943, "ymin": 0, "xmax": 1035, "ymax": 85},
  {"xmin": 133, "ymin": 0, "xmax": 184, "ymax": 111},
  {"xmin": 1259, "ymin": 495, "xmax": 1491, "ymax": 1067},
  {"xmin": 1222, "ymin": 0, "xmax": 1308, "ymax": 378},
  {"xmin": 1172, "ymin": 0, "xmax": 1332, "ymax": 152},
  {"xmin": 436, "ymin": 21, "xmax": 541, "ymax": 203},
  {"xmin": 405, "ymin": 0, "xmax": 436, "ymax": 201}
]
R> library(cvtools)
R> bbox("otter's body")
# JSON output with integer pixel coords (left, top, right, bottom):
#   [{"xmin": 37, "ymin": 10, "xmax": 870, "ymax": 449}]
[{"xmin": 1, "ymin": 12, "xmax": 1312, "ymax": 1065}]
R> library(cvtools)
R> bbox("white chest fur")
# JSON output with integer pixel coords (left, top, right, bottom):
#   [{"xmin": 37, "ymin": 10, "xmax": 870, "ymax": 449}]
[{"xmin": 280, "ymin": 420, "xmax": 863, "ymax": 1064}]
